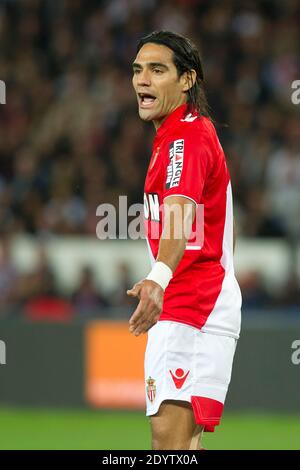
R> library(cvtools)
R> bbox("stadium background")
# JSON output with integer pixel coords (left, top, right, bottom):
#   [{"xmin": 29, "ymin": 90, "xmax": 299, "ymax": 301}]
[{"xmin": 0, "ymin": 0, "xmax": 300, "ymax": 450}]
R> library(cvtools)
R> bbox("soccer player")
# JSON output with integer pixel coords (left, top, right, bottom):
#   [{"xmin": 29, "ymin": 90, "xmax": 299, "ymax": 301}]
[{"xmin": 127, "ymin": 31, "xmax": 242, "ymax": 450}]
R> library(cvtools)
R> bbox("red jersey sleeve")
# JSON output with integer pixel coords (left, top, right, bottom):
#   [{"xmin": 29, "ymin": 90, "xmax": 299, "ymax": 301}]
[{"xmin": 162, "ymin": 128, "xmax": 211, "ymax": 205}]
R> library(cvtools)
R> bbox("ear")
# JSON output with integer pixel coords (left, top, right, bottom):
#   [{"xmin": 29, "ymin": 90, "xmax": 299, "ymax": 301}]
[{"xmin": 181, "ymin": 69, "xmax": 197, "ymax": 92}]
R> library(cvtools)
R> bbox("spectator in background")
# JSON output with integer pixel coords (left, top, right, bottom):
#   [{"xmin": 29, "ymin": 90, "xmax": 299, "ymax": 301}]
[
  {"xmin": 110, "ymin": 261, "xmax": 137, "ymax": 309},
  {"xmin": 0, "ymin": 236, "xmax": 19, "ymax": 314},
  {"xmin": 20, "ymin": 245, "xmax": 74, "ymax": 322},
  {"xmin": 276, "ymin": 272, "xmax": 300, "ymax": 310},
  {"xmin": 71, "ymin": 266, "xmax": 109, "ymax": 317},
  {"xmin": 18, "ymin": 245, "xmax": 58, "ymax": 302},
  {"xmin": 237, "ymin": 270, "xmax": 270, "ymax": 310},
  {"xmin": 265, "ymin": 117, "xmax": 300, "ymax": 239}
]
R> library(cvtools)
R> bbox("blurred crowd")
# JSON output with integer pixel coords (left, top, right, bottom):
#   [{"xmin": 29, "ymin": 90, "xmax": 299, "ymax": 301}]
[
  {"xmin": 0, "ymin": 0, "xmax": 299, "ymax": 237},
  {"xmin": 0, "ymin": 0, "xmax": 299, "ymax": 315},
  {"xmin": 0, "ymin": 234, "xmax": 299, "ymax": 319},
  {"xmin": 0, "ymin": 235, "xmax": 137, "ymax": 320}
]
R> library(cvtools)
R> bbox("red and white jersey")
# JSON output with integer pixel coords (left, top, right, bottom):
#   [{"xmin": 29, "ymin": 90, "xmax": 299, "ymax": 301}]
[{"xmin": 144, "ymin": 104, "xmax": 242, "ymax": 339}]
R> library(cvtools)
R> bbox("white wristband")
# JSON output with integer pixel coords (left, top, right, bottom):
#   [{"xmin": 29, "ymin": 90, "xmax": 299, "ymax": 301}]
[{"xmin": 146, "ymin": 261, "xmax": 173, "ymax": 291}]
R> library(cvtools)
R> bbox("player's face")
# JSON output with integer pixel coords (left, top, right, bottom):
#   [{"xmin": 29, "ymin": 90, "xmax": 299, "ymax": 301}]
[{"xmin": 132, "ymin": 43, "xmax": 188, "ymax": 129}]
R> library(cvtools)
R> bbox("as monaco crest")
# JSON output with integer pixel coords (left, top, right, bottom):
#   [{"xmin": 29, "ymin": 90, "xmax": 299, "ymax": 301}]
[{"xmin": 146, "ymin": 376, "xmax": 156, "ymax": 403}]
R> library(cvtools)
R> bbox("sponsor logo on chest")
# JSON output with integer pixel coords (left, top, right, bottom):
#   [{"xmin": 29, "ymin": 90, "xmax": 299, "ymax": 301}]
[
  {"xmin": 166, "ymin": 139, "xmax": 184, "ymax": 189},
  {"xmin": 144, "ymin": 192, "xmax": 160, "ymax": 221}
]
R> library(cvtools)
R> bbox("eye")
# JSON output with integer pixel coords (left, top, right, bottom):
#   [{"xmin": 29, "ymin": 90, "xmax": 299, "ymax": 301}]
[
  {"xmin": 153, "ymin": 69, "xmax": 163, "ymax": 74},
  {"xmin": 133, "ymin": 68, "xmax": 141, "ymax": 75}
]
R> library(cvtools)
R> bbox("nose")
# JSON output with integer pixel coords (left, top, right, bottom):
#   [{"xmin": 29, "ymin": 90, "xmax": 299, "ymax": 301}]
[{"xmin": 137, "ymin": 69, "xmax": 151, "ymax": 87}]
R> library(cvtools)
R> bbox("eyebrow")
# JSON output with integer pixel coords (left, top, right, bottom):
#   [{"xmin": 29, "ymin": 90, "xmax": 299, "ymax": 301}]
[{"xmin": 132, "ymin": 62, "xmax": 169, "ymax": 70}]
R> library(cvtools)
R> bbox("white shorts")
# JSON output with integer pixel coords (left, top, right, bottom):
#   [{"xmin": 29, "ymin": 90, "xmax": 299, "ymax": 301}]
[{"xmin": 144, "ymin": 321, "xmax": 237, "ymax": 431}]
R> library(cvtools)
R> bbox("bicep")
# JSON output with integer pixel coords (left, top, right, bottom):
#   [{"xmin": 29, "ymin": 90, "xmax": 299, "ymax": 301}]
[{"xmin": 162, "ymin": 195, "xmax": 196, "ymax": 240}]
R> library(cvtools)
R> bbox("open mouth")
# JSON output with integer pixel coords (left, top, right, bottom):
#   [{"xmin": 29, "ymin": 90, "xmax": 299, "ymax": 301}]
[{"xmin": 138, "ymin": 93, "xmax": 157, "ymax": 107}]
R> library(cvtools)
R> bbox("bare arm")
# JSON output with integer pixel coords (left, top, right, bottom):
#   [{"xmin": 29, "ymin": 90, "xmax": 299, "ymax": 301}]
[
  {"xmin": 127, "ymin": 196, "xmax": 196, "ymax": 336},
  {"xmin": 157, "ymin": 196, "xmax": 196, "ymax": 270}
]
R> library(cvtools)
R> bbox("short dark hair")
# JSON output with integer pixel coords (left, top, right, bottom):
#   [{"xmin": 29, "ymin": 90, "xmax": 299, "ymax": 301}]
[{"xmin": 136, "ymin": 30, "xmax": 211, "ymax": 119}]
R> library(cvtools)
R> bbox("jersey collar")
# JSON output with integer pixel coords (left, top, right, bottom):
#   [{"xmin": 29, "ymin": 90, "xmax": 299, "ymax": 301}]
[{"xmin": 154, "ymin": 104, "xmax": 188, "ymax": 142}]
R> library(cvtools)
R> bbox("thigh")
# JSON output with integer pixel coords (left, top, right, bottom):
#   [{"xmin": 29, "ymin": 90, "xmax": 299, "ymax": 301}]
[{"xmin": 150, "ymin": 399, "xmax": 203, "ymax": 450}]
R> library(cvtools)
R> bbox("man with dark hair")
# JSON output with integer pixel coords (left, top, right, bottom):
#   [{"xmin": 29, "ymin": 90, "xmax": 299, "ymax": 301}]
[{"xmin": 127, "ymin": 31, "xmax": 241, "ymax": 450}]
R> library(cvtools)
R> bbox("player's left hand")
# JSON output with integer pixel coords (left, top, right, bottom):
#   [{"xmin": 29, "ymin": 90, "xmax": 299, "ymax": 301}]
[{"xmin": 127, "ymin": 280, "xmax": 164, "ymax": 336}]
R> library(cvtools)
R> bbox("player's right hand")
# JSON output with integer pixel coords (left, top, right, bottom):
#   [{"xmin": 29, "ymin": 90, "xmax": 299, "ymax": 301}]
[{"xmin": 127, "ymin": 280, "xmax": 163, "ymax": 336}]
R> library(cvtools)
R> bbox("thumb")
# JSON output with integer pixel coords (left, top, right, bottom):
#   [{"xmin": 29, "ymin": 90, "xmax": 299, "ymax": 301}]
[{"xmin": 127, "ymin": 283, "xmax": 142, "ymax": 298}]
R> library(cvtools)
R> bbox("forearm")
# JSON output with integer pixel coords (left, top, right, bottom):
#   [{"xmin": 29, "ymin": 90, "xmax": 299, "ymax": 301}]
[
  {"xmin": 156, "ymin": 196, "xmax": 195, "ymax": 273},
  {"xmin": 127, "ymin": 197, "xmax": 195, "ymax": 336},
  {"xmin": 156, "ymin": 234, "xmax": 186, "ymax": 273}
]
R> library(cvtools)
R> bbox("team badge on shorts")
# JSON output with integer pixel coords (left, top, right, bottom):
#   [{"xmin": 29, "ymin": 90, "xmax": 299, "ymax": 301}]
[{"xmin": 146, "ymin": 376, "xmax": 156, "ymax": 403}]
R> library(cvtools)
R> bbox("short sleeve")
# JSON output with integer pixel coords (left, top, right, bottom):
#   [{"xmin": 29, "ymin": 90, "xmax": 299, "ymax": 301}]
[{"xmin": 163, "ymin": 131, "xmax": 210, "ymax": 205}]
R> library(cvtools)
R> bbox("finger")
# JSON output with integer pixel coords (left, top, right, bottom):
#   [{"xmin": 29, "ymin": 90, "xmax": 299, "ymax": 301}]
[
  {"xmin": 131, "ymin": 306, "xmax": 160, "ymax": 335},
  {"xmin": 129, "ymin": 299, "xmax": 148, "ymax": 329},
  {"xmin": 132, "ymin": 320, "xmax": 152, "ymax": 336},
  {"xmin": 144, "ymin": 318, "xmax": 159, "ymax": 333},
  {"xmin": 132, "ymin": 318, "xmax": 157, "ymax": 336},
  {"xmin": 127, "ymin": 290, "xmax": 136, "ymax": 297},
  {"xmin": 127, "ymin": 284, "xmax": 141, "ymax": 298},
  {"xmin": 130, "ymin": 311, "xmax": 152, "ymax": 334},
  {"xmin": 129, "ymin": 297, "xmax": 153, "ymax": 327},
  {"xmin": 133, "ymin": 311, "xmax": 159, "ymax": 335}
]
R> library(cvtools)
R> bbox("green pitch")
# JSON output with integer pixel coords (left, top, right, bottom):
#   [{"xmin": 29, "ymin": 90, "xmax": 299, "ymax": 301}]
[{"xmin": 0, "ymin": 407, "xmax": 299, "ymax": 450}]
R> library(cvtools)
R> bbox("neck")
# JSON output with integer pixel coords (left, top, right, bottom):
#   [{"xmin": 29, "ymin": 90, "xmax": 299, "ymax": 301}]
[{"xmin": 153, "ymin": 99, "xmax": 188, "ymax": 130}]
